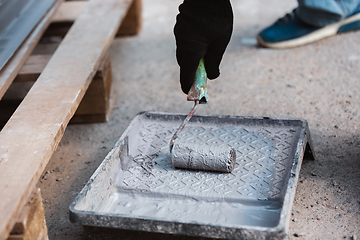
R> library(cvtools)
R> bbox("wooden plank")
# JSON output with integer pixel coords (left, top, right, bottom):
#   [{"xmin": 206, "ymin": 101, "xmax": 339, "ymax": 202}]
[
  {"xmin": 46, "ymin": 1, "xmax": 86, "ymax": 38},
  {"xmin": 13, "ymin": 54, "xmax": 113, "ymax": 122},
  {"xmin": 117, "ymin": 0, "xmax": 142, "ymax": 36},
  {"xmin": 0, "ymin": 0, "xmax": 132, "ymax": 239},
  {"xmin": 14, "ymin": 53, "xmax": 108, "ymax": 83},
  {"xmin": 51, "ymin": 0, "xmax": 142, "ymax": 36},
  {"xmin": 7, "ymin": 188, "xmax": 48, "ymax": 240},
  {"xmin": 0, "ymin": 0, "xmax": 62, "ymax": 100},
  {"xmin": 14, "ymin": 55, "xmax": 52, "ymax": 82},
  {"xmin": 71, "ymin": 54, "xmax": 113, "ymax": 122},
  {"xmin": 51, "ymin": 1, "xmax": 85, "ymax": 22}
]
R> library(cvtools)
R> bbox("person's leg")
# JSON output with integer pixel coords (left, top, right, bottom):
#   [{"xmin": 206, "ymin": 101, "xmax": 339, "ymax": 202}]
[
  {"xmin": 297, "ymin": 0, "xmax": 360, "ymax": 27},
  {"xmin": 257, "ymin": 0, "xmax": 360, "ymax": 48}
]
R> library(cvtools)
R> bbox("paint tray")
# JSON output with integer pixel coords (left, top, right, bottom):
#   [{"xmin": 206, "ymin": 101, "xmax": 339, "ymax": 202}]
[{"xmin": 69, "ymin": 112, "xmax": 315, "ymax": 239}]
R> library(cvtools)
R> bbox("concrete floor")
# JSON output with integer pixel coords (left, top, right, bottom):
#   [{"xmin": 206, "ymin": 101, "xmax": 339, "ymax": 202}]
[{"xmin": 38, "ymin": 0, "xmax": 360, "ymax": 239}]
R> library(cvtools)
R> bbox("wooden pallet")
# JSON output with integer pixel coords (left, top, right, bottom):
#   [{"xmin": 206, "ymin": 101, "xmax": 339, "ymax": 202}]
[
  {"xmin": 7, "ymin": 188, "xmax": 48, "ymax": 240},
  {"xmin": 10, "ymin": 52, "xmax": 113, "ymax": 123},
  {"xmin": 50, "ymin": 0, "xmax": 142, "ymax": 37},
  {"xmin": 0, "ymin": 0, "xmax": 142, "ymax": 239},
  {"xmin": 1, "ymin": 0, "xmax": 142, "ymax": 123}
]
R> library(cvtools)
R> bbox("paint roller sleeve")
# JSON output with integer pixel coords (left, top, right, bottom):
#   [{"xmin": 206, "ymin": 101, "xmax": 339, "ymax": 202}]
[{"xmin": 171, "ymin": 141, "xmax": 236, "ymax": 173}]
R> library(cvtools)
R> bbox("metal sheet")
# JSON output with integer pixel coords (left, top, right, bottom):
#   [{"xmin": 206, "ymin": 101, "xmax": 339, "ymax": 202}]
[
  {"xmin": 69, "ymin": 112, "xmax": 315, "ymax": 239},
  {"xmin": 0, "ymin": 0, "xmax": 57, "ymax": 70}
]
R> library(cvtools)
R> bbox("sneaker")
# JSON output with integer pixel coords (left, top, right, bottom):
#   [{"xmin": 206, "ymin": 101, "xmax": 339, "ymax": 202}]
[{"xmin": 257, "ymin": 9, "xmax": 360, "ymax": 49}]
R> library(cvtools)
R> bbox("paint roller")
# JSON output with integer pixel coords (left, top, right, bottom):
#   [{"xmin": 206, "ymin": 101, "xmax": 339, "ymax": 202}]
[{"xmin": 170, "ymin": 59, "xmax": 236, "ymax": 173}]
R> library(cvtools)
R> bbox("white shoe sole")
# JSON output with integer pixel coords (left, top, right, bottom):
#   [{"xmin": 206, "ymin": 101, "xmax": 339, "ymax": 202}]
[{"xmin": 257, "ymin": 12, "xmax": 360, "ymax": 49}]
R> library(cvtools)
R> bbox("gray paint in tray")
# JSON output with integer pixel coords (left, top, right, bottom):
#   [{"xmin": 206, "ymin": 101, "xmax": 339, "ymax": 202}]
[{"xmin": 69, "ymin": 112, "xmax": 315, "ymax": 239}]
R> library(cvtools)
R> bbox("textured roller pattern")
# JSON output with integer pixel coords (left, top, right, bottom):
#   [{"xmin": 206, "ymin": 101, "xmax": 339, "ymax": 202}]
[{"xmin": 171, "ymin": 140, "xmax": 236, "ymax": 173}]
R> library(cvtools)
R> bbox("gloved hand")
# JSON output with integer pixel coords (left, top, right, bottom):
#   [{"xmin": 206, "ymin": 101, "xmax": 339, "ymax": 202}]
[{"xmin": 174, "ymin": 0, "xmax": 233, "ymax": 94}]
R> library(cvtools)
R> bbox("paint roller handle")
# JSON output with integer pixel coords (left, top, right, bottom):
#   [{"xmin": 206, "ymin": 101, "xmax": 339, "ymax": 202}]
[
  {"xmin": 169, "ymin": 58, "xmax": 209, "ymax": 153},
  {"xmin": 187, "ymin": 58, "xmax": 208, "ymax": 104},
  {"xmin": 169, "ymin": 100, "xmax": 199, "ymax": 153}
]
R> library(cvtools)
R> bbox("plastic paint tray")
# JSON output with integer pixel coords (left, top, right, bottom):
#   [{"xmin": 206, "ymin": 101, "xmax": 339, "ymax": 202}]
[{"xmin": 69, "ymin": 112, "xmax": 315, "ymax": 239}]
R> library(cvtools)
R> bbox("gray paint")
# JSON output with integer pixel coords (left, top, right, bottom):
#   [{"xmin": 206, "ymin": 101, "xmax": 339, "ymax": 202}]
[
  {"xmin": 69, "ymin": 112, "xmax": 315, "ymax": 239},
  {"xmin": 172, "ymin": 134, "xmax": 236, "ymax": 173}
]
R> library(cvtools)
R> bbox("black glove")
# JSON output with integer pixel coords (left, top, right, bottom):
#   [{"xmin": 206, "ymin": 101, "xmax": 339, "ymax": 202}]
[{"xmin": 174, "ymin": 0, "xmax": 233, "ymax": 94}]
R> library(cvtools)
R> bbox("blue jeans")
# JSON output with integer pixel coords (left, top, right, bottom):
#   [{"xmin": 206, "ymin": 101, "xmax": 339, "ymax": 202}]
[{"xmin": 297, "ymin": 0, "xmax": 360, "ymax": 27}]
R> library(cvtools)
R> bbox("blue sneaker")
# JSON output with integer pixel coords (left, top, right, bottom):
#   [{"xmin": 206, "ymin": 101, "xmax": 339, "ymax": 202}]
[{"xmin": 257, "ymin": 9, "xmax": 360, "ymax": 48}]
